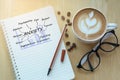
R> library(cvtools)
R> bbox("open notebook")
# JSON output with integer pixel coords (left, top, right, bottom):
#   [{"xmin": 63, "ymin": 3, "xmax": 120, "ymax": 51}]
[{"xmin": 1, "ymin": 6, "xmax": 74, "ymax": 80}]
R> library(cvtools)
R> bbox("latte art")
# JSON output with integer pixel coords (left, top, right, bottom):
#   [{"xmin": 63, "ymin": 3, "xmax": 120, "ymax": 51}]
[
  {"xmin": 78, "ymin": 11, "xmax": 101, "ymax": 37},
  {"xmin": 73, "ymin": 8, "xmax": 106, "ymax": 41}
]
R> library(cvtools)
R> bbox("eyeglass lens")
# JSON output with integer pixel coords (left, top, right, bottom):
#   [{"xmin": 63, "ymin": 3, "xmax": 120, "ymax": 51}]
[{"xmin": 100, "ymin": 31, "xmax": 119, "ymax": 52}]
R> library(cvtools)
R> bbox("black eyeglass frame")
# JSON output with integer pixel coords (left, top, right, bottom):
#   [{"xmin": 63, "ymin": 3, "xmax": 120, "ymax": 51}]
[{"xmin": 77, "ymin": 30, "xmax": 119, "ymax": 71}]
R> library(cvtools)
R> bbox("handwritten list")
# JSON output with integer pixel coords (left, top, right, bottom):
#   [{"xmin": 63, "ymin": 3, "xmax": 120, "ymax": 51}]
[{"xmin": 1, "ymin": 6, "xmax": 74, "ymax": 80}]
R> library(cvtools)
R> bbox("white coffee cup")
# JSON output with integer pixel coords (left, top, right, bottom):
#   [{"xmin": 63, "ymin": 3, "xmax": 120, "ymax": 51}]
[{"xmin": 72, "ymin": 8, "xmax": 117, "ymax": 43}]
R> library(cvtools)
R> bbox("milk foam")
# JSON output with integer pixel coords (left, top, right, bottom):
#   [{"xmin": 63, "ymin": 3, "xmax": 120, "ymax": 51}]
[{"xmin": 78, "ymin": 11, "xmax": 102, "ymax": 35}]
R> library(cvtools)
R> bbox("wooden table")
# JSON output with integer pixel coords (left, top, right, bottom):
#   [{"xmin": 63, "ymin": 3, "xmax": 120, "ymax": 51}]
[{"xmin": 0, "ymin": 0, "xmax": 120, "ymax": 80}]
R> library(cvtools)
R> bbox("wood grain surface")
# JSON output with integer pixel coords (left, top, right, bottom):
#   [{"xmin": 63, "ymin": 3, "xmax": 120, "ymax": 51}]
[{"xmin": 0, "ymin": 0, "xmax": 120, "ymax": 80}]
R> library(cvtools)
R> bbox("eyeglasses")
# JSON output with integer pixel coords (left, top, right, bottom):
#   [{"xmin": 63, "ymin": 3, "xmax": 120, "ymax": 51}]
[{"xmin": 77, "ymin": 30, "xmax": 119, "ymax": 71}]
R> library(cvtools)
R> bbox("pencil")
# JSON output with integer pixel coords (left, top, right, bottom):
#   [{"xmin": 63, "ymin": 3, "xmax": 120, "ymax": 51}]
[{"xmin": 47, "ymin": 24, "xmax": 67, "ymax": 76}]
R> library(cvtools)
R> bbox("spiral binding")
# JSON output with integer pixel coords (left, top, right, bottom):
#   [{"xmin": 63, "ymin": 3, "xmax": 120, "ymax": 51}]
[{"xmin": 1, "ymin": 21, "xmax": 21, "ymax": 80}]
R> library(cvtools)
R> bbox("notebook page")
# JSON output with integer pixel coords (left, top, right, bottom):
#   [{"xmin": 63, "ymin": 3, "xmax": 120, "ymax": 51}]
[{"xmin": 1, "ymin": 6, "xmax": 74, "ymax": 80}]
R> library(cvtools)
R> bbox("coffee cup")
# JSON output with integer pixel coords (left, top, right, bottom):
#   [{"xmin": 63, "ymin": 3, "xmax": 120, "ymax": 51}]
[{"xmin": 72, "ymin": 8, "xmax": 117, "ymax": 43}]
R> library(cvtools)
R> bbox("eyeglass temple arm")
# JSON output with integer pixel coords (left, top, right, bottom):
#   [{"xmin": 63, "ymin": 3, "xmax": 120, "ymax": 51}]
[{"xmin": 100, "ymin": 32, "xmax": 112, "ymax": 42}]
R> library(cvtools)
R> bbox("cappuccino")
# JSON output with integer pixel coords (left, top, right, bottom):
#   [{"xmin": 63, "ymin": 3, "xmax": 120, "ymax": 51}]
[{"xmin": 73, "ymin": 8, "xmax": 106, "ymax": 41}]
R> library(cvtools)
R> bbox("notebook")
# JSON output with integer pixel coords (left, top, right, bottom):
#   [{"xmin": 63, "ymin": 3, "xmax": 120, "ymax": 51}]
[{"xmin": 0, "ymin": 6, "xmax": 75, "ymax": 80}]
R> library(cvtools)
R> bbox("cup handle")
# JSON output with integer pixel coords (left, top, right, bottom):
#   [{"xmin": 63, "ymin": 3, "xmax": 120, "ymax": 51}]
[{"xmin": 107, "ymin": 23, "xmax": 117, "ymax": 30}]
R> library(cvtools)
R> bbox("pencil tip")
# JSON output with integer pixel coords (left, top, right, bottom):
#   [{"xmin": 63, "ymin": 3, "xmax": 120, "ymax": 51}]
[{"xmin": 47, "ymin": 68, "xmax": 51, "ymax": 76}]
